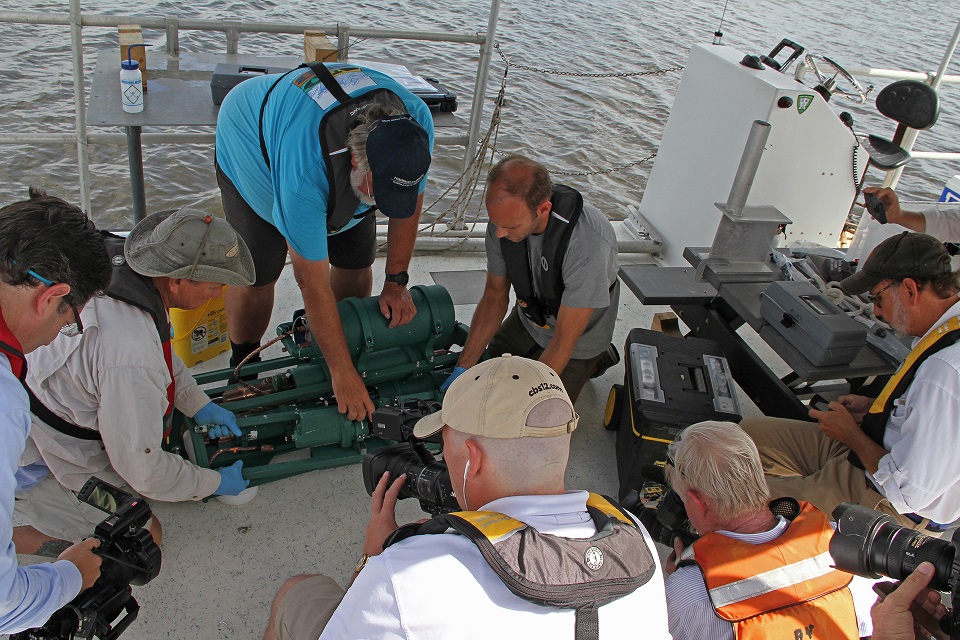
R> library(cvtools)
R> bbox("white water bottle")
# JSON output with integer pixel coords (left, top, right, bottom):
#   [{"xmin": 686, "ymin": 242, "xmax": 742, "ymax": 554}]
[{"xmin": 120, "ymin": 59, "xmax": 143, "ymax": 113}]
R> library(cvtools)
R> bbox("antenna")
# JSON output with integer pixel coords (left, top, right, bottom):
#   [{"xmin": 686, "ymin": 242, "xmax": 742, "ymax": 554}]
[{"xmin": 714, "ymin": 0, "xmax": 731, "ymax": 44}]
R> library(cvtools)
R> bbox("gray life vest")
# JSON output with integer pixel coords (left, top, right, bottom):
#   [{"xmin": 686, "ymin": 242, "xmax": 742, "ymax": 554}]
[
  {"xmin": 383, "ymin": 492, "xmax": 656, "ymax": 640},
  {"xmin": 500, "ymin": 184, "xmax": 583, "ymax": 328},
  {"xmin": 258, "ymin": 62, "xmax": 409, "ymax": 233}
]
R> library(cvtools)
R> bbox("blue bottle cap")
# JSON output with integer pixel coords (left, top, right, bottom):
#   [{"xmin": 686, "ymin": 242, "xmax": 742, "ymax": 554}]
[{"xmin": 121, "ymin": 60, "xmax": 140, "ymax": 70}]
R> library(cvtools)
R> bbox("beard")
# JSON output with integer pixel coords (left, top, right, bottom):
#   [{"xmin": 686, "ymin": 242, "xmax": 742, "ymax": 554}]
[
  {"xmin": 885, "ymin": 298, "xmax": 912, "ymax": 338},
  {"xmin": 350, "ymin": 167, "xmax": 377, "ymax": 206}
]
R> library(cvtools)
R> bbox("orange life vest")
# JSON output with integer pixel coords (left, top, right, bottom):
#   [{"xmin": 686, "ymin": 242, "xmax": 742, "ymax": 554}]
[{"xmin": 683, "ymin": 502, "xmax": 857, "ymax": 640}]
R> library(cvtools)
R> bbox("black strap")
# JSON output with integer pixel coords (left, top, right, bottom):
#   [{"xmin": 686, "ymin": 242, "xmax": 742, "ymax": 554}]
[
  {"xmin": 258, "ymin": 69, "xmax": 298, "ymax": 169},
  {"xmin": 575, "ymin": 608, "xmax": 599, "ymax": 640},
  {"xmin": 25, "ymin": 384, "xmax": 102, "ymax": 441}
]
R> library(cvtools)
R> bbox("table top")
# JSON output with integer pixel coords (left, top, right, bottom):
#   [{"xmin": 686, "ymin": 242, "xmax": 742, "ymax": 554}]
[
  {"xmin": 87, "ymin": 51, "xmax": 460, "ymax": 128},
  {"xmin": 618, "ymin": 263, "xmax": 894, "ymax": 382}
]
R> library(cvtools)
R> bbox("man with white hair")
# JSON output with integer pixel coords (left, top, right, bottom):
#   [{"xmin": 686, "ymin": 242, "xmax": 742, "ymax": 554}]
[
  {"xmin": 664, "ymin": 421, "xmax": 876, "ymax": 640},
  {"xmin": 263, "ymin": 355, "xmax": 672, "ymax": 640}
]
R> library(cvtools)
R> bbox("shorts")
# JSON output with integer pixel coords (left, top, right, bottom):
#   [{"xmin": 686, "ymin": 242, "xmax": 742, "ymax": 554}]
[
  {"xmin": 215, "ymin": 161, "xmax": 376, "ymax": 286},
  {"xmin": 14, "ymin": 475, "xmax": 142, "ymax": 543},
  {"xmin": 272, "ymin": 574, "xmax": 345, "ymax": 640}
]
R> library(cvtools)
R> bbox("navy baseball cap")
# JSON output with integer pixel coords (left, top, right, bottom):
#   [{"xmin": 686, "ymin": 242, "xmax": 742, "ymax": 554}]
[{"xmin": 365, "ymin": 114, "xmax": 431, "ymax": 219}]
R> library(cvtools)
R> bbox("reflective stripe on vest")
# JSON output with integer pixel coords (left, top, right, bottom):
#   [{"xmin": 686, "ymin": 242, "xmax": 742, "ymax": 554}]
[{"xmin": 687, "ymin": 502, "xmax": 855, "ymax": 627}]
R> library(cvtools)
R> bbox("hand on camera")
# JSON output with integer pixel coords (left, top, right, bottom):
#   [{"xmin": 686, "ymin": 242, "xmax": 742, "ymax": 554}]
[
  {"xmin": 59, "ymin": 537, "xmax": 102, "ymax": 591},
  {"xmin": 363, "ymin": 472, "xmax": 407, "ymax": 556},
  {"xmin": 440, "ymin": 366, "xmax": 467, "ymax": 391},
  {"xmin": 664, "ymin": 537, "xmax": 686, "ymax": 576},
  {"xmin": 870, "ymin": 562, "xmax": 949, "ymax": 640},
  {"xmin": 194, "ymin": 401, "xmax": 242, "ymax": 439},
  {"xmin": 214, "ymin": 460, "xmax": 250, "ymax": 496}
]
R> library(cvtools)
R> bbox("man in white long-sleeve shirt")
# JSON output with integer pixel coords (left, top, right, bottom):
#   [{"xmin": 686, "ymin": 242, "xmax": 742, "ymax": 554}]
[
  {"xmin": 14, "ymin": 209, "xmax": 256, "ymax": 554},
  {"xmin": 863, "ymin": 186, "xmax": 960, "ymax": 240},
  {"xmin": 0, "ymin": 189, "xmax": 109, "ymax": 634},
  {"xmin": 743, "ymin": 232, "xmax": 960, "ymax": 533}
]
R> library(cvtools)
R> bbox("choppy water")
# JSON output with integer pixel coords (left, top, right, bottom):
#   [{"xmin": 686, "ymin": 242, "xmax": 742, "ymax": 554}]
[{"xmin": 0, "ymin": 0, "xmax": 957, "ymax": 229}]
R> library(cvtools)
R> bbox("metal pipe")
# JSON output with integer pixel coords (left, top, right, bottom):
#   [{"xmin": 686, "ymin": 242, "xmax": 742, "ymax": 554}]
[
  {"xmin": 845, "ymin": 66, "xmax": 960, "ymax": 85},
  {"xmin": 68, "ymin": 0, "xmax": 91, "ymax": 213},
  {"xmin": 337, "ymin": 24, "xmax": 350, "ymax": 61},
  {"xmin": 725, "ymin": 120, "xmax": 771, "ymax": 216},
  {"xmin": 126, "ymin": 126, "xmax": 147, "ymax": 222},
  {"xmin": 0, "ymin": 11, "xmax": 485, "ymax": 44},
  {"xmin": 165, "ymin": 15, "xmax": 179, "ymax": 55},
  {"xmin": 0, "ymin": 132, "xmax": 467, "ymax": 146},
  {"xmin": 453, "ymin": 0, "xmax": 501, "ymax": 228}
]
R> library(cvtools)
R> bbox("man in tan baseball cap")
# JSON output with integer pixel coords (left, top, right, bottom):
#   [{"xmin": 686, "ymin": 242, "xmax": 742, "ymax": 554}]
[{"xmin": 263, "ymin": 355, "xmax": 672, "ymax": 640}]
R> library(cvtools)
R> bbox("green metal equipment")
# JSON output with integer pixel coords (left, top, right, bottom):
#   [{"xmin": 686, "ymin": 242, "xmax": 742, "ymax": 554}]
[{"xmin": 164, "ymin": 285, "xmax": 467, "ymax": 486}]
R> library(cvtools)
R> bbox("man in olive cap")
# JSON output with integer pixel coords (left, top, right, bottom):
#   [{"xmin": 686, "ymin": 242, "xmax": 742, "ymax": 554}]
[
  {"xmin": 14, "ymin": 209, "xmax": 257, "ymax": 554},
  {"xmin": 743, "ymin": 231, "xmax": 960, "ymax": 533}
]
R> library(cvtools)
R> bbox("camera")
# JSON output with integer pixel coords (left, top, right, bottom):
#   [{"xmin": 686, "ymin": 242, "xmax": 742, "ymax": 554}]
[
  {"xmin": 14, "ymin": 477, "xmax": 161, "ymax": 640},
  {"xmin": 362, "ymin": 401, "xmax": 459, "ymax": 516},
  {"xmin": 628, "ymin": 487, "xmax": 699, "ymax": 548},
  {"xmin": 830, "ymin": 503, "xmax": 959, "ymax": 639}
]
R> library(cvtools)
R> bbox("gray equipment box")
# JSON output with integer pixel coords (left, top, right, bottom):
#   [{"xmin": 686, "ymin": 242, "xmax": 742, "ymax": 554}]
[
  {"xmin": 211, "ymin": 63, "xmax": 290, "ymax": 105},
  {"xmin": 760, "ymin": 280, "xmax": 867, "ymax": 367}
]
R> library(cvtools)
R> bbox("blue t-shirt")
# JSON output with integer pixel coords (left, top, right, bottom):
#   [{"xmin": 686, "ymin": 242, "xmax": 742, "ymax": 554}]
[{"xmin": 215, "ymin": 64, "xmax": 435, "ymax": 261}]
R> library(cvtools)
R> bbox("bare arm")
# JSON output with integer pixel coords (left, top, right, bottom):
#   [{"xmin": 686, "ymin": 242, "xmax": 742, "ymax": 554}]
[
  {"xmin": 539, "ymin": 305, "xmax": 594, "ymax": 375},
  {"xmin": 289, "ymin": 244, "xmax": 375, "ymax": 421},
  {"xmin": 378, "ymin": 193, "xmax": 424, "ymax": 328},
  {"xmin": 456, "ymin": 273, "xmax": 511, "ymax": 369}
]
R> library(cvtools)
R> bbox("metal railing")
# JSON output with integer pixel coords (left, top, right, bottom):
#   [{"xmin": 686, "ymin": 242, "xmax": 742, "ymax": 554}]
[{"xmin": 0, "ymin": 0, "xmax": 500, "ymax": 219}]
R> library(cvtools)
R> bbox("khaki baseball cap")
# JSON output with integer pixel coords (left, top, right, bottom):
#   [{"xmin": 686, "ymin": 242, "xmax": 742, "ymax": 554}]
[
  {"xmin": 413, "ymin": 355, "xmax": 579, "ymax": 439},
  {"xmin": 124, "ymin": 208, "xmax": 255, "ymax": 287}
]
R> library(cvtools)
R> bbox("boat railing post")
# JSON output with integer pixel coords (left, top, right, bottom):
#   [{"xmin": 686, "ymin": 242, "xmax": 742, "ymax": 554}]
[
  {"xmin": 336, "ymin": 24, "xmax": 350, "ymax": 61},
  {"xmin": 68, "ymin": 0, "xmax": 91, "ymax": 214},
  {"xmin": 165, "ymin": 14, "xmax": 180, "ymax": 56},
  {"xmin": 452, "ymin": 0, "xmax": 502, "ymax": 230},
  {"xmin": 223, "ymin": 19, "xmax": 241, "ymax": 54}
]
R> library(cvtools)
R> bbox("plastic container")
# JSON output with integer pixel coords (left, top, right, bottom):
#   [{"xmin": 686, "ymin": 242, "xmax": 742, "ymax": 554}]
[
  {"xmin": 120, "ymin": 59, "xmax": 143, "ymax": 113},
  {"xmin": 170, "ymin": 293, "xmax": 229, "ymax": 367}
]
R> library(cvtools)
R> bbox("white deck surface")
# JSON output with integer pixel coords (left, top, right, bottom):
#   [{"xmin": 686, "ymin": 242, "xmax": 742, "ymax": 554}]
[{"xmin": 17, "ymin": 252, "xmax": 770, "ymax": 640}]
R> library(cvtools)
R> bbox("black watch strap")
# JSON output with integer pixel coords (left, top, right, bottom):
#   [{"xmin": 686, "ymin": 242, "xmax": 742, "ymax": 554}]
[{"xmin": 385, "ymin": 271, "xmax": 409, "ymax": 286}]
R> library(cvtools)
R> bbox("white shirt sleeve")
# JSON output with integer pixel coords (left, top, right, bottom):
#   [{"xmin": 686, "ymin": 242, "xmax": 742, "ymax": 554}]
[{"xmin": 921, "ymin": 204, "xmax": 960, "ymax": 242}]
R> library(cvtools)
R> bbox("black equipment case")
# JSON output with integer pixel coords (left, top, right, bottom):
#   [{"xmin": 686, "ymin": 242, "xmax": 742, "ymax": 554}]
[{"xmin": 609, "ymin": 329, "xmax": 742, "ymax": 499}]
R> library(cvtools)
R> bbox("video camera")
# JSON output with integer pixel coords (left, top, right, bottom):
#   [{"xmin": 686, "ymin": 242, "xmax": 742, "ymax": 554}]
[
  {"xmin": 361, "ymin": 401, "xmax": 459, "ymax": 516},
  {"xmin": 621, "ymin": 464, "xmax": 698, "ymax": 548},
  {"xmin": 14, "ymin": 477, "xmax": 161, "ymax": 640},
  {"xmin": 831, "ymin": 503, "xmax": 960, "ymax": 639}
]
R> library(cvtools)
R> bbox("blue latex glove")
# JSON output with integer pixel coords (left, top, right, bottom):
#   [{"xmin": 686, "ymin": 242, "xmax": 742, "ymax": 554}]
[
  {"xmin": 214, "ymin": 460, "xmax": 249, "ymax": 496},
  {"xmin": 440, "ymin": 366, "xmax": 468, "ymax": 391},
  {"xmin": 193, "ymin": 401, "xmax": 242, "ymax": 439}
]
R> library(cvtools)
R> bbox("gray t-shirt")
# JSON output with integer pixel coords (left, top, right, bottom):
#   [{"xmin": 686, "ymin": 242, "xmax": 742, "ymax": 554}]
[{"xmin": 486, "ymin": 199, "xmax": 619, "ymax": 359}]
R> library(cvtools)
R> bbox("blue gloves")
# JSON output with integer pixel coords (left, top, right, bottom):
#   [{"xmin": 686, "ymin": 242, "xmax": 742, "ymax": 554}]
[
  {"xmin": 194, "ymin": 401, "xmax": 242, "ymax": 439},
  {"xmin": 214, "ymin": 460, "xmax": 249, "ymax": 496},
  {"xmin": 440, "ymin": 366, "xmax": 468, "ymax": 391}
]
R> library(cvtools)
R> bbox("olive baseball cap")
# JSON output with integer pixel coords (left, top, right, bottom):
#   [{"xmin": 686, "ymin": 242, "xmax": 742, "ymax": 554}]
[
  {"xmin": 366, "ymin": 114, "xmax": 431, "ymax": 219},
  {"xmin": 839, "ymin": 231, "xmax": 952, "ymax": 295},
  {"xmin": 124, "ymin": 208, "xmax": 255, "ymax": 286},
  {"xmin": 412, "ymin": 355, "xmax": 579, "ymax": 440}
]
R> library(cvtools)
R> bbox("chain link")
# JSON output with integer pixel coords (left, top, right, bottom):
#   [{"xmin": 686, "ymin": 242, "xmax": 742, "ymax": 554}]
[{"xmin": 494, "ymin": 42, "xmax": 682, "ymax": 78}]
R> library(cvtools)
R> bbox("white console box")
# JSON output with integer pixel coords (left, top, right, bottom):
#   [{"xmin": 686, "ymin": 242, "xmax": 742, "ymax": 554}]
[{"xmin": 639, "ymin": 43, "xmax": 868, "ymax": 266}]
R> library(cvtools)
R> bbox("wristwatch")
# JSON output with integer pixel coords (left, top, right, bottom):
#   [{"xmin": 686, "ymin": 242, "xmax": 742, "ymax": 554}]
[
  {"xmin": 354, "ymin": 553, "xmax": 370, "ymax": 574},
  {"xmin": 385, "ymin": 271, "xmax": 409, "ymax": 287}
]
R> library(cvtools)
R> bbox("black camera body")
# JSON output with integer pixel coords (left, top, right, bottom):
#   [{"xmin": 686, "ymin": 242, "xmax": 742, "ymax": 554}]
[
  {"xmin": 831, "ymin": 503, "xmax": 960, "ymax": 639},
  {"xmin": 14, "ymin": 477, "xmax": 161, "ymax": 640},
  {"xmin": 362, "ymin": 402, "xmax": 459, "ymax": 516}
]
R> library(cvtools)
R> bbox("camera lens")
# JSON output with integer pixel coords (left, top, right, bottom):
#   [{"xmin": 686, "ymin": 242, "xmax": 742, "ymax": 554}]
[
  {"xmin": 831, "ymin": 503, "xmax": 955, "ymax": 591},
  {"xmin": 362, "ymin": 443, "xmax": 459, "ymax": 515}
]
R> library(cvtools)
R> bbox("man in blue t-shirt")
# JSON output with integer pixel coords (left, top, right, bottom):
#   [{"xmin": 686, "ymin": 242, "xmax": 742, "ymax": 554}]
[{"xmin": 216, "ymin": 63, "xmax": 434, "ymax": 421}]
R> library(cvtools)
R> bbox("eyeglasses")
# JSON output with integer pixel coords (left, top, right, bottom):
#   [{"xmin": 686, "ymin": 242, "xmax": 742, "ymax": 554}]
[
  {"xmin": 12, "ymin": 261, "xmax": 84, "ymax": 336},
  {"xmin": 665, "ymin": 452, "xmax": 686, "ymax": 481},
  {"xmin": 867, "ymin": 281, "xmax": 899, "ymax": 307}
]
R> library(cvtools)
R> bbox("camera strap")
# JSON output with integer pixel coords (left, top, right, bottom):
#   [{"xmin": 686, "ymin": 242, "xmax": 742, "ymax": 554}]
[{"xmin": 385, "ymin": 493, "xmax": 655, "ymax": 640}]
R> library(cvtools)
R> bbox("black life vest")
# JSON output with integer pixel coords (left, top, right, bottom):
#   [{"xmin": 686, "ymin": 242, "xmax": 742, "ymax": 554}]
[
  {"xmin": 850, "ymin": 315, "xmax": 960, "ymax": 469},
  {"xmin": 0, "ymin": 307, "xmax": 26, "ymax": 382},
  {"xmin": 258, "ymin": 62, "xmax": 409, "ymax": 233},
  {"xmin": 383, "ymin": 493, "xmax": 655, "ymax": 640},
  {"xmin": 500, "ymin": 184, "xmax": 583, "ymax": 329},
  {"xmin": 27, "ymin": 234, "xmax": 177, "ymax": 441}
]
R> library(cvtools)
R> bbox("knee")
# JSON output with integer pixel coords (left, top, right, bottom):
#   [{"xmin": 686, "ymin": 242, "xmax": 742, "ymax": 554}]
[
  {"xmin": 273, "ymin": 574, "xmax": 321, "ymax": 608},
  {"xmin": 149, "ymin": 516, "xmax": 163, "ymax": 546}
]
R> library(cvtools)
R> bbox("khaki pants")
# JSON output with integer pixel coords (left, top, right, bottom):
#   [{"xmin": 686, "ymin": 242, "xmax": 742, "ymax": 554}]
[
  {"xmin": 489, "ymin": 307, "xmax": 607, "ymax": 401},
  {"xmin": 15, "ymin": 474, "xmax": 122, "ymax": 542},
  {"xmin": 272, "ymin": 575, "xmax": 345, "ymax": 640},
  {"xmin": 741, "ymin": 416, "xmax": 924, "ymax": 530}
]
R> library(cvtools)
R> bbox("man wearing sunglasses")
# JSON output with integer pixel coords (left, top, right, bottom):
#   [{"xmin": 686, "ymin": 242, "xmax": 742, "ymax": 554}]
[
  {"xmin": 743, "ymin": 232, "xmax": 960, "ymax": 534},
  {"xmin": 0, "ymin": 189, "xmax": 111, "ymax": 634},
  {"xmin": 14, "ymin": 209, "xmax": 257, "ymax": 556}
]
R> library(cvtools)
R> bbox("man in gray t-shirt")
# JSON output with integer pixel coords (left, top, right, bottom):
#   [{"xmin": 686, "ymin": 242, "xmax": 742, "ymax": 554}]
[{"xmin": 442, "ymin": 155, "xmax": 619, "ymax": 400}]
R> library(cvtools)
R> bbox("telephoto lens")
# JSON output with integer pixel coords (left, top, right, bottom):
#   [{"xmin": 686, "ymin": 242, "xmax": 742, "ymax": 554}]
[{"xmin": 830, "ymin": 503, "xmax": 956, "ymax": 592}]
